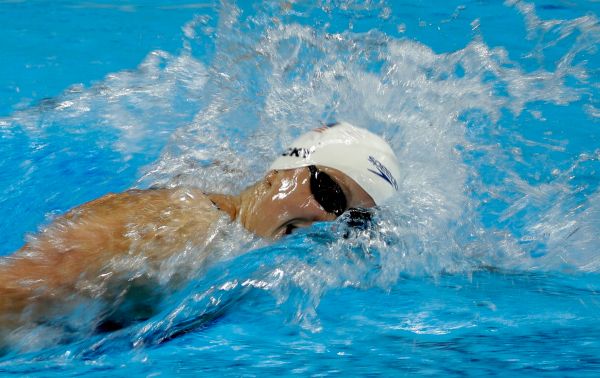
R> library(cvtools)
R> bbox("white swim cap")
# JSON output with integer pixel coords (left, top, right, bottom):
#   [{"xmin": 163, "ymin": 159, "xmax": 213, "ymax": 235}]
[{"xmin": 269, "ymin": 122, "xmax": 400, "ymax": 205}]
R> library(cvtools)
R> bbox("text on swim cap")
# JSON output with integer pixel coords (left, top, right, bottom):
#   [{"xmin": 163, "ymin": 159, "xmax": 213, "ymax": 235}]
[
  {"xmin": 282, "ymin": 146, "xmax": 314, "ymax": 159},
  {"xmin": 368, "ymin": 156, "xmax": 398, "ymax": 191}
]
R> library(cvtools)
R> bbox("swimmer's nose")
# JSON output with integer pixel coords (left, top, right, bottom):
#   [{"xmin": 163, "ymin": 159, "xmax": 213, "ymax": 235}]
[{"xmin": 283, "ymin": 197, "xmax": 337, "ymax": 225}]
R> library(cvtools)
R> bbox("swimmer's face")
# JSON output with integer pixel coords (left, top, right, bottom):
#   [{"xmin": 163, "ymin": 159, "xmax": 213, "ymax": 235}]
[{"xmin": 243, "ymin": 166, "xmax": 375, "ymax": 238}]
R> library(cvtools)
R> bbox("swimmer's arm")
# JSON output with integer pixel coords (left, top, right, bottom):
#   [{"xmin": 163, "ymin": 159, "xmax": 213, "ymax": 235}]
[{"xmin": 0, "ymin": 188, "xmax": 220, "ymax": 318}]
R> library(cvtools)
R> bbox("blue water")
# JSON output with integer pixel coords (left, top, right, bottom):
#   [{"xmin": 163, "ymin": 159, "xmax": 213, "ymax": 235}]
[{"xmin": 1, "ymin": 0, "xmax": 600, "ymax": 376}]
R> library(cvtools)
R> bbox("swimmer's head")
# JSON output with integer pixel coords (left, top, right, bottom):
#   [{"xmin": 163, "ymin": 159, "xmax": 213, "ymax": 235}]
[
  {"xmin": 237, "ymin": 122, "xmax": 400, "ymax": 238},
  {"xmin": 269, "ymin": 121, "xmax": 400, "ymax": 205}
]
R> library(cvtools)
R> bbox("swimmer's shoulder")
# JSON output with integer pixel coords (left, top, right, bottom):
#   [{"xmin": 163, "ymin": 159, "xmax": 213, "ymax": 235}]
[
  {"xmin": 157, "ymin": 187, "xmax": 222, "ymax": 214},
  {"xmin": 60, "ymin": 187, "xmax": 221, "ymax": 226},
  {"xmin": 78, "ymin": 187, "xmax": 215, "ymax": 209}
]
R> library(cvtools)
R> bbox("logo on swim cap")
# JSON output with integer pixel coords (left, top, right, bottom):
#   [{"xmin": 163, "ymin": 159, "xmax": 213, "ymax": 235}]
[{"xmin": 367, "ymin": 156, "xmax": 398, "ymax": 191}]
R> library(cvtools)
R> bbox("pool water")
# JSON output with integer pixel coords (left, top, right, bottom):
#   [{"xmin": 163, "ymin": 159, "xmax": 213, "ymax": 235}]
[{"xmin": 1, "ymin": 0, "xmax": 599, "ymax": 376}]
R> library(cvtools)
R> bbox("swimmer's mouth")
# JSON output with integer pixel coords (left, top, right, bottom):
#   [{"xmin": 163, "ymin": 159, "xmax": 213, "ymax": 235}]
[
  {"xmin": 285, "ymin": 224, "xmax": 298, "ymax": 235},
  {"xmin": 282, "ymin": 208, "xmax": 373, "ymax": 236}
]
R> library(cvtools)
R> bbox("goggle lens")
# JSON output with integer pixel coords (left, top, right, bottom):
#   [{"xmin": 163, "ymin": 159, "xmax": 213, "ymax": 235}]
[{"xmin": 308, "ymin": 165, "xmax": 347, "ymax": 216}]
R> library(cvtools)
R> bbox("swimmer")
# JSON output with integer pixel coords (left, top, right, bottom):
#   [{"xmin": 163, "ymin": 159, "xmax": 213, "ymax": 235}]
[{"xmin": 0, "ymin": 122, "xmax": 400, "ymax": 341}]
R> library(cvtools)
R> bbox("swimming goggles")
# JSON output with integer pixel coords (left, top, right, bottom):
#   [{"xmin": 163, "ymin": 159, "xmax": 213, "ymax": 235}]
[{"xmin": 308, "ymin": 165, "xmax": 347, "ymax": 216}]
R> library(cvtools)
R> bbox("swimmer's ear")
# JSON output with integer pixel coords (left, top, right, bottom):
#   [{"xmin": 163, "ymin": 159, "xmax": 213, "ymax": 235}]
[{"xmin": 265, "ymin": 170, "xmax": 279, "ymax": 187}]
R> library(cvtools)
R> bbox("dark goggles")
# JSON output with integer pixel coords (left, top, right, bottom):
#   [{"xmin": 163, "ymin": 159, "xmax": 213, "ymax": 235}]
[{"xmin": 308, "ymin": 165, "xmax": 347, "ymax": 216}]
